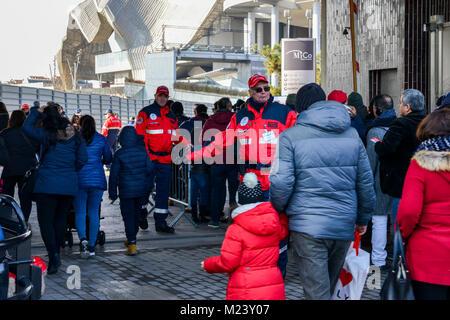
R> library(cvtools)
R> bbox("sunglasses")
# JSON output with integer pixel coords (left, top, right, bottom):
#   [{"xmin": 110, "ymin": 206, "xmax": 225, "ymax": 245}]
[{"xmin": 252, "ymin": 86, "xmax": 271, "ymax": 93}]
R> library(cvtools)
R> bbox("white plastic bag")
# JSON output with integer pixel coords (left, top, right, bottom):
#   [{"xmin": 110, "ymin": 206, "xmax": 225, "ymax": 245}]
[{"xmin": 332, "ymin": 232, "xmax": 370, "ymax": 300}]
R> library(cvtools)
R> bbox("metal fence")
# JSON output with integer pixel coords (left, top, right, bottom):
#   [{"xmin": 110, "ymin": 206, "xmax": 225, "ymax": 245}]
[{"xmin": 0, "ymin": 84, "xmax": 149, "ymax": 131}]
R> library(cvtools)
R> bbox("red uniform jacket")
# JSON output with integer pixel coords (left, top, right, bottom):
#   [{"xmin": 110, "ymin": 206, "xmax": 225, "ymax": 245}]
[
  {"xmin": 135, "ymin": 102, "xmax": 183, "ymax": 164},
  {"xmin": 102, "ymin": 115, "xmax": 122, "ymax": 136},
  {"xmin": 203, "ymin": 202, "xmax": 289, "ymax": 300},
  {"xmin": 397, "ymin": 150, "xmax": 450, "ymax": 286},
  {"xmin": 191, "ymin": 97, "xmax": 297, "ymax": 190}
]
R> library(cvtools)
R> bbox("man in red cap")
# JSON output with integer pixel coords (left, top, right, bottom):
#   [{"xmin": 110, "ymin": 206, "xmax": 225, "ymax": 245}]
[
  {"xmin": 135, "ymin": 86, "xmax": 182, "ymax": 233},
  {"xmin": 188, "ymin": 74, "xmax": 297, "ymax": 276},
  {"xmin": 21, "ymin": 104, "xmax": 30, "ymax": 116}
]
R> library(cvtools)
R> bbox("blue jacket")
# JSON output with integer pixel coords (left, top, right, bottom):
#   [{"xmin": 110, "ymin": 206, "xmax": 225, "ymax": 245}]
[
  {"xmin": 108, "ymin": 126, "xmax": 154, "ymax": 200},
  {"xmin": 22, "ymin": 107, "xmax": 88, "ymax": 196},
  {"xmin": 77, "ymin": 132, "xmax": 112, "ymax": 190},
  {"xmin": 269, "ymin": 100, "xmax": 375, "ymax": 241}
]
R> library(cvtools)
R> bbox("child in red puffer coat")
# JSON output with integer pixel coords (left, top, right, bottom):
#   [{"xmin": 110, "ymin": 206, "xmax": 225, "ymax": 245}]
[{"xmin": 201, "ymin": 172, "xmax": 289, "ymax": 300}]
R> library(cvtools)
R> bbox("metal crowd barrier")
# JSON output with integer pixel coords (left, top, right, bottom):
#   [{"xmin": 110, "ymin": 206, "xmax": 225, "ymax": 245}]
[{"xmin": 147, "ymin": 163, "xmax": 198, "ymax": 228}]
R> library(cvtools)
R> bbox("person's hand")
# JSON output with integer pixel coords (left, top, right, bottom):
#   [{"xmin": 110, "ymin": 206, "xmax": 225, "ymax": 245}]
[
  {"xmin": 355, "ymin": 225, "xmax": 367, "ymax": 236},
  {"xmin": 349, "ymin": 106, "xmax": 357, "ymax": 119}
]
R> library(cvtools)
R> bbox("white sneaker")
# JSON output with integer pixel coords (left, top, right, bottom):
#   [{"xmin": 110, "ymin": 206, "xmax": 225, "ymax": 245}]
[{"xmin": 80, "ymin": 240, "xmax": 89, "ymax": 259}]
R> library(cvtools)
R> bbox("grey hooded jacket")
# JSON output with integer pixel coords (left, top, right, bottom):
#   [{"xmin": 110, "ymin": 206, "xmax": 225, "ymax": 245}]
[{"xmin": 269, "ymin": 100, "xmax": 375, "ymax": 241}]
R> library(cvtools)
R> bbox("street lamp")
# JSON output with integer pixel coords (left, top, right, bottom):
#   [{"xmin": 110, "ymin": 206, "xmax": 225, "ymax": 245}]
[
  {"xmin": 284, "ymin": 9, "xmax": 291, "ymax": 38},
  {"xmin": 306, "ymin": 9, "xmax": 312, "ymax": 38}
]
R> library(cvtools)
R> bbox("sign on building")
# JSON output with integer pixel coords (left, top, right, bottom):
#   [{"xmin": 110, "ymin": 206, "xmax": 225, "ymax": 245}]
[{"xmin": 281, "ymin": 38, "xmax": 316, "ymax": 96}]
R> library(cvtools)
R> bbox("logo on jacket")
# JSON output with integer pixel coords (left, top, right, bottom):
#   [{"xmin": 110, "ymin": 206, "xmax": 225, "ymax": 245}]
[
  {"xmin": 136, "ymin": 117, "xmax": 143, "ymax": 125},
  {"xmin": 240, "ymin": 117, "xmax": 249, "ymax": 126},
  {"xmin": 150, "ymin": 113, "xmax": 157, "ymax": 120}
]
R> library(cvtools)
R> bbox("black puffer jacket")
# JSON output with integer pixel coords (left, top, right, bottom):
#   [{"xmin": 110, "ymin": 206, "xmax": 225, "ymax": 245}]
[
  {"xmin": 0, "ymin": 127, "xmax": 39, "ymax": 177},
  {"xmin": 375, "ymin": 110, "xmax": 427, "ymax": 198},
  {"xmin": 108, "ymin": 126, "xmax": 154, "ymax": 200},
  {"xmin": 0, "ymin": 113, "xmax": 8, "ymax": 132}
]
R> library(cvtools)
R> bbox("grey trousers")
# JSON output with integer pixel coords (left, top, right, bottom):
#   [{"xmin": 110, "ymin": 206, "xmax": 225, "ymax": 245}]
[{"xmin": 290, "ymin": 231, "xmax": 351, "ymax": 300}]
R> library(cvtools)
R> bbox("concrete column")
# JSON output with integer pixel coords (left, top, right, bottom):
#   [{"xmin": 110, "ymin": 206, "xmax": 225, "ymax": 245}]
[
  {"xmin": 257, "ymin": 22, "xmax": 264, "ymax": 52},
  {"xmin": 243, "ymin": 18, "xmax": 249, "ymax": 53},
  {"xmin": 312, "ymin": 1, "xmax": 321, "ymax": 54},
  {"xmin": 248, "ymin": 12, "xmax": 255, "ymax": 53},
  {"xmin": 271, "ymin": 4, "xmax": 279, "ymax": 48}
]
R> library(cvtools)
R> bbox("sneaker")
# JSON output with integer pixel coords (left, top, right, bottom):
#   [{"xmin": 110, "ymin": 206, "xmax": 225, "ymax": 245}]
[
  {"xmin": 208, "ymin": 221, "xmax": 220, "ymax": 229},
  {"xmin": 139, "ymin": 217, "xmax": 149, "ymax": 230},
  {"xmin": 87, "ymin": 246, "xmax": 96, "ymax": 258},
  {"xmin": 155, "ymin": 225, "xmax": 175, "ymax": 233},
  {"xmin": 125, "ymin": 244, "xmax": 138, "ymax": 256},
  {"xmin": 80, "ymin": 239, "xmax": 89, "ymax": 259}
]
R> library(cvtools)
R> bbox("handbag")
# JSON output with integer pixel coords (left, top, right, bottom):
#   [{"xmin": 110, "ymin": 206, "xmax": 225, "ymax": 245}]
[
  {"xmin": 380, "ymin": 222, "xmax": 415, "ymax": 300},
  {"xmin": 19, "ymin": 132, "xmax": 46, "ymax": 198}
]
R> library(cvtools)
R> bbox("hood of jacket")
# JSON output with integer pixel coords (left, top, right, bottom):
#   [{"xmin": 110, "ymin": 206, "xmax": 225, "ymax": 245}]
[
  {"xmin": 56, "ymin": 124, "xmax": 75, "ymax": 141},
  {"xmin": 413, "ymin": 150, "xmax": 450, "ymax": 172},
  {"xmin": 118, "ymin": 126, "xmax": 142, "ymax": 148},
  {"xmin": 209, "ymin": 110, "xmax": 234, "ymax": 126},
  {"xmin": 231, "ymin": 202, "xmax": 279, "ymax": 236},
  {"xmin": 296, "ymin": 100, "xmax": 351, "ymax": 133}
]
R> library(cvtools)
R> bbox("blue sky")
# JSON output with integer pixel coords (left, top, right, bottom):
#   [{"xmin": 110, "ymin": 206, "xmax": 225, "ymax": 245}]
[{"xmin": 0, "ymin": 0, "xmax": 83, "ymax": 81}]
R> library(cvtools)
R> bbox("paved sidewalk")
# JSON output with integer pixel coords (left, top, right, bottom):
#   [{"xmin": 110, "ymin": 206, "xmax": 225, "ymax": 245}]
[{"xmin": 26, "ymin": 193, "xmax": 386, "ymax": 300}]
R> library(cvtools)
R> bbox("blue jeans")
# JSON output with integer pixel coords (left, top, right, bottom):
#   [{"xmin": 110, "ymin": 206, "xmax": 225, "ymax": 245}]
[
  {"xmin": 190, "ymin": 173, "xmax": 209, "ymax": 208},
  {"xmin": 149, "ymin": 162, "xmax": 172, "ymax": 227},
  {"xmin": 392, "ymin": 198, "xmax": 401, "ymax": 233},
  {"xmin": 210, "ymin": 164, "xmax": 239, "ymax": 224},
  {"xmin": 119, "ymin": 196, "xmax": 147, "ymax": 244},
  {"xmin": 73, "ymin": 188, "xmax": 104, "ymax": 248}
]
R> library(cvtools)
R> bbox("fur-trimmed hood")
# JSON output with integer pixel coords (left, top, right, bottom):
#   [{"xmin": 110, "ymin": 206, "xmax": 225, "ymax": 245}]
[{"xmin": 413, "ymin": 150, "xmax": 450, "ymax": 172}]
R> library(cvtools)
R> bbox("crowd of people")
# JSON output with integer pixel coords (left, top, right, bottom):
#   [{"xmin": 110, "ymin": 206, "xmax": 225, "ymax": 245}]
[{"xmin": 0, "ymin": 76, "xmax": 449, "ymax": 300}]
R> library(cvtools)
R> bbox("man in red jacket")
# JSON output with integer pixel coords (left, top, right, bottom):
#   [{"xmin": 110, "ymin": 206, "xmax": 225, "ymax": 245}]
[
  {"xmin": 102, "ymin": 109, "xmax": 122, "ymax": 155},
  {"xmin": 135, "ymin": 86, "xmax": 182, "ymax": 233},
  {"xmin": 190, "ymin": 74, "xmax": 297, "ymax": 277}
]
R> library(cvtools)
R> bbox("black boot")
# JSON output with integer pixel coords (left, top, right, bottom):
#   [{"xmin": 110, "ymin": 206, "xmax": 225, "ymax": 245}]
[
  {"xmin": 47, "ymin": 253, "xmax": 61, "ymax": 275},
  {"xmin": 199, "ymin": 205, "xmax": 210, "ymax": 224},
  {"xmin": 191, "ymin": 205, "xmax": 199, "ymax": 223}
]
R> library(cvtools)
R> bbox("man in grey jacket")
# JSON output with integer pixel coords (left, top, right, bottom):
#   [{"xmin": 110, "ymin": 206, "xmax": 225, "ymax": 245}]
[
  {"xmin": 269, "ymin": 83, "xmax": 375, "ymax": 300},
  {"xmin": 365, "ymin": 95, "xmax": 397, "ymax": 270}
]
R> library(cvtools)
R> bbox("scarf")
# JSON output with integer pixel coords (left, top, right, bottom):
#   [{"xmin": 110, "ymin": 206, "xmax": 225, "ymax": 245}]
[{"xmin": 415, "ymin": 135, "xmax": 450, "ymax": 153}]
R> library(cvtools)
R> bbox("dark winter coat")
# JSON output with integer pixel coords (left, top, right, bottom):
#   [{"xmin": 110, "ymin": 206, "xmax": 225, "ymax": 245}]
[
  {"xmin": 269, "ymin": 100, "xmax": 375, "ymax": 241},
  {"xmin": 77, "ymin": 132, "xmax": 112, "ymax": 190},
  {"xmin": 108, "ymin": 126, "xmax": 154, "ymax": 200},
  {"xmin": 22, "ymin": 107, "xmax": 88, "ymax": 196},
  {"xmin": 374, "ymin": 110, "xmax": 426, "ymax": 198},
  {"xmin": 0, "ymin": 127, "xmax": 39, "ymax": 177},
  {"xmin": 0, "ymin": 113, "xmax": 9, "ymax": 132},
  {"xmin": 180, "ymin": 115, "xmax": 209, "ymax": 174}
]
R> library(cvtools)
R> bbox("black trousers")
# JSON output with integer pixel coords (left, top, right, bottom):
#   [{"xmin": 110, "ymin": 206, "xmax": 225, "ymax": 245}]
[
  {"xmin": 412, "ymin": 281, "xmax": 450, "ymax": 300},
  {"xmin": 35, "ymin": 194, "xmax": 74, "ymax": 257},
  {"xmin": 1, "ymin": 175, "xmax": 33, "ymax": 222}
]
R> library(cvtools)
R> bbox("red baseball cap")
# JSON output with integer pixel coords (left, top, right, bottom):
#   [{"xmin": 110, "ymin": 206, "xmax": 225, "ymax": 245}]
[
  {"xmin": 21, "ymin": 104, "xmax": 30, "ymax": 110},
  {"xmin": 328, "ymin": 90, "xmax": 348, "ymax": 104},
  {"xmin": 155, "ymin": 86, "xmax": 169, "ymax": 96},
  {"xmin": 248, "ymin": 74, "xmax": 268, "ymax": 88}
]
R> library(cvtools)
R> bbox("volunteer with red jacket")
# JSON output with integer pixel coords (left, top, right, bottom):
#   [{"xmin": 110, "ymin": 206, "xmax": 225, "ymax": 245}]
[
  {"xmin": 190, "ymin": 74, "xmax": 297, "ymax": 278},
  {"xmin": 135, "ymin": 86, "xmax": 180, "ymax": 233},
  {"xmin": 102, "ymin": 109, "xmax": 122, "ymax": 154}
]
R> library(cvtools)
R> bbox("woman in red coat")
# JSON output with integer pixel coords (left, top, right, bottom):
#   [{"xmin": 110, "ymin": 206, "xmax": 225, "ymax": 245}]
[
  {"xmin": 397, "ymin": 108, "xmax": 450, "ymax": 300},
  {"xmin": 201, "ymin": 173, "xmax": 288, "ymax": 300}
]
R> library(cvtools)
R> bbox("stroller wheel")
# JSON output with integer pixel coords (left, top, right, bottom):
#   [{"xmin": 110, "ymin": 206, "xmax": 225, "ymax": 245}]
[{"xmin": 98, "ymin": 231, "xmax": 106, "ymax": 246}]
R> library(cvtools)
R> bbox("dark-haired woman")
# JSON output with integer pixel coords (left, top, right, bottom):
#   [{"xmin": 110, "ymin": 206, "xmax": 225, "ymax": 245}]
[
  {"xmin": 0, "ymin": 110, "xmax": 39, "ymax": 221},
  {"xmin": 23, "ymin": 102, "xmax": 87, "ymax": 274},
  {"xmin": 397, "ymin": 108, "xmax": 450, "ymax": 300},
  {"xmin": 0, "ymin": 102, "xmax": 9, "ymax": 132},
  {"xmin": 74, "ymin": 115, "xmax": 112, "ymax": 258}
]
